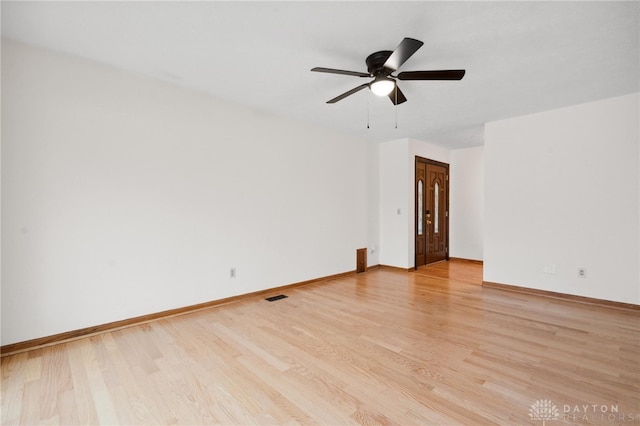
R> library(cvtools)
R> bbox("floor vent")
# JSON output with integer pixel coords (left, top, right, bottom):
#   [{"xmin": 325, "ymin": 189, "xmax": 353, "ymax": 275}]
[{"xmin": 265, "ymin": 294, "xmax": 288, "ymax": 302}]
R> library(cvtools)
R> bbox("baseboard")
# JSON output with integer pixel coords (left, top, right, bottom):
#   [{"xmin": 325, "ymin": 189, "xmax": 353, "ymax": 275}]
[
  {"xmin": 449, "ymin": 257, "xmax": 484, "ymax": 265},
  {"xmin": 482, "ymin": 281, "xmax": 640, "ymax": 311},
  {"xmin": 1, "ymin": 270, "xmax": 356, "ymax": 357},
  {"xmin": 379, "ymin": 264, "xmax": 415, "ymax": 272}
]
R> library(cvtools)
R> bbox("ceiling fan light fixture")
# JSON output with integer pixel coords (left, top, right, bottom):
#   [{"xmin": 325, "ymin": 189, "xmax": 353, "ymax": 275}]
[{"xmin": 370, "ymin": 77, "xmax": 395, "ymax": 97}]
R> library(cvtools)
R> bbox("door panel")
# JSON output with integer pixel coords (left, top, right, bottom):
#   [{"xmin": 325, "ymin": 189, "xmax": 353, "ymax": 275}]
[{"xmin": 426, "ymin": 163, "xmax": 448, "ymax": 264}]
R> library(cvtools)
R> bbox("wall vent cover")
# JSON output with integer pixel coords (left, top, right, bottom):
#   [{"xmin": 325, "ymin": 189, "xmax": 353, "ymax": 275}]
[{"xmin": 265, "ymin": 294, "xmax": 288, "ymax": 302}]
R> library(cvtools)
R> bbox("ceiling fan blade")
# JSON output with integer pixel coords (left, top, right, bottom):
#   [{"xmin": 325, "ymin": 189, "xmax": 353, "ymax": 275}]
[
  {"xmin": 327, "ymin": 83, "xmax": 370, "ymax": 104},
  {"xmin": 383, "ymin": 38, "xmax": 424, "ymax": 72},
  {"xmin": 388, "ymin": 85, "xmax": 407, "ymax": 105},
  {"xmin": 397, "ymin": 70, "xmax": 466, "ymax": 80},
  {"xmin": 311, "ymin": 67, "xmax": 370, "ymax": 78}
]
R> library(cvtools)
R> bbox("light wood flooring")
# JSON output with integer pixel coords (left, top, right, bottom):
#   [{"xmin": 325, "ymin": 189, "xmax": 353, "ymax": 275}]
[{"xmin": 2, "ymin": 260, "xmax": 639, "ymax": 425}]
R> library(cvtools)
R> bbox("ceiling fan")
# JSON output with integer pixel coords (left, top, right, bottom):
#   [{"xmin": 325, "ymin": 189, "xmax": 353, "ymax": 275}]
[{"xmin": 311, "ymin": 37, "xmax": 465, "ymax": 105}]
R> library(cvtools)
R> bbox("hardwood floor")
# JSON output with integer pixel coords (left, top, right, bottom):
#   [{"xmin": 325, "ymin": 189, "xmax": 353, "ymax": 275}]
[{"xmin": 2, "ymin": 260, "xmax": 639, "ymax": 425}]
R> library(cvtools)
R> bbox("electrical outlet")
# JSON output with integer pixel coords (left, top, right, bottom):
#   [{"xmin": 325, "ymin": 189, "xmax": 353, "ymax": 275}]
[
  {"xmin": 230, "ymin": 267, "xmax": 236, "ymax": 278},
  {"xmin": 577, "ymin": 267, "xmax": 586, "ymax": 278}
]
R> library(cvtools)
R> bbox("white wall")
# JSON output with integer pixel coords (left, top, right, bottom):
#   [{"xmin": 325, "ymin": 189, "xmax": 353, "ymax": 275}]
[
  {"xmin": 378, "ymin": 138, "xmax": 451, "ymax": 268},
  {"xmin": 450, "ymin": 146, "xmax": 484, "ymax": 261},
  {"xmin": 1, "ymin": 40, "xmax": 368, "ymax": 345},
  {"xmin": 366, "ymin": 140, "xmax": 380, "ymax": 266},
  {"xmin": 378, "ymin": 139, "xmax": 409, "ymax": 268},
  {"xmin": 484, "ymin": 93, "xmax": 639, "ymax": 304}
]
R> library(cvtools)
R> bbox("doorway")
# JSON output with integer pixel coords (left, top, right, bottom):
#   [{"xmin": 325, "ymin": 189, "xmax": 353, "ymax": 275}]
[{"xmin": 415, "ymin": 156, "xmax": 449, "ymax": 268}]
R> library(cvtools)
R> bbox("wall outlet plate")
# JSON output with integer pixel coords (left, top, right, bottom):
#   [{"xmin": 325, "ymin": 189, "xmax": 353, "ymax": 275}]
[{"xmin": 577, "ymin": 267, "xmax": 586, "ymax": 278}]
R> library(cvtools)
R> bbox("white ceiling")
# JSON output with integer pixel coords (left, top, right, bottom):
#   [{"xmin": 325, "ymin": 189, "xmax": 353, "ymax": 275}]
[{"xmin": 2, "ymin": 1, "xmax": 639, "ymax": 148}]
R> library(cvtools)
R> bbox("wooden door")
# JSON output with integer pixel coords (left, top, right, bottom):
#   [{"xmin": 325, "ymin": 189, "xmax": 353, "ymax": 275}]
[{"xmin": 415, "ymin": 157, "xmax": 449, "ymax": 268}]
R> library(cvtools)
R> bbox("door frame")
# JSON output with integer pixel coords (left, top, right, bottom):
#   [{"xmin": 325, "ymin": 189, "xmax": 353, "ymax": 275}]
[{"xmin": 415, "ymin": 156, "xmax": 450, "ymax": 269}]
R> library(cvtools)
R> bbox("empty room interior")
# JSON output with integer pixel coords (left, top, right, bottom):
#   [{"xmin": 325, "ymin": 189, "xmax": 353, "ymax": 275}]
[{"xmin": 1, "ymin": 1, "xmax": 639, "ymax": 425}]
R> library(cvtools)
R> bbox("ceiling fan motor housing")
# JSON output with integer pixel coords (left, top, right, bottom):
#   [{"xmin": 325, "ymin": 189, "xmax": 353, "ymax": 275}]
[{"xmin": 366, "ymin": 50, "xmax": 394, "ymax": 76}]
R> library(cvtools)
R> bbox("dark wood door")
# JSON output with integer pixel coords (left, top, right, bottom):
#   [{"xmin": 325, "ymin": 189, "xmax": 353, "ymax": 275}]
[{"xmin": 415, "ymin": 157, "xmax": 449, "ymax": 268}]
